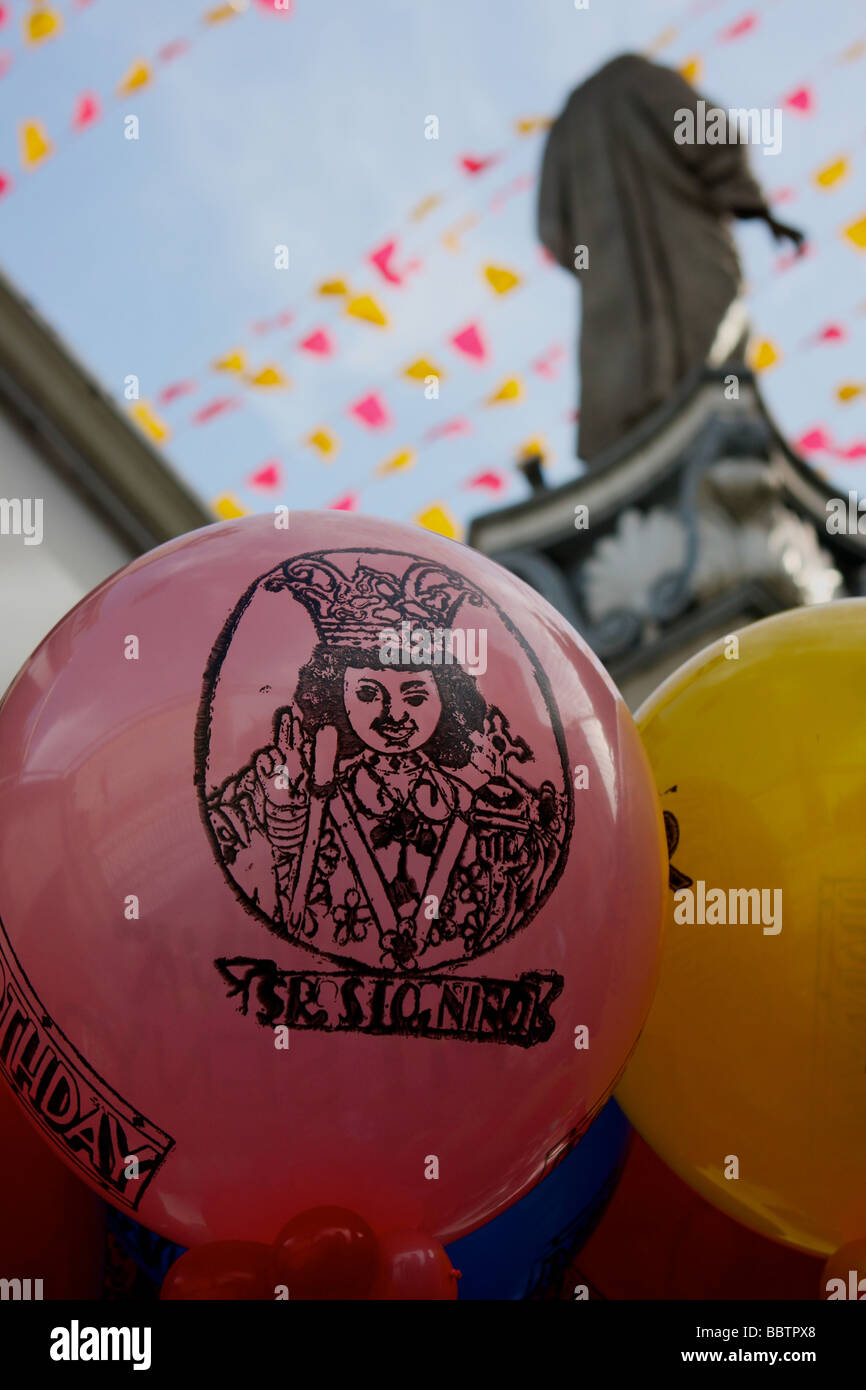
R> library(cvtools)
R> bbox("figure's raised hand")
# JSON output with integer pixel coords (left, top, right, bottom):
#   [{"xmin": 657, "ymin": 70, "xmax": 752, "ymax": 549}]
[{"xmin": 255, "ymin": 704, "xmax": 310, "ymax": 811}]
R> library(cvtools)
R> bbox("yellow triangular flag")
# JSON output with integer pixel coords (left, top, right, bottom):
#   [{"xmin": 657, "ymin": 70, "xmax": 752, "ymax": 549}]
[
  {"xmin": 118, "ymin": 61, "xmax": 151, "ymax": 95},
  {"xmin": 415, "ymin": 504, "xmax": 462, "ymax": 540},
  {"xmin": 843, "ymin": 215, "xmax": 866, "ymax": 249},
  {"xmin": 249, "ymin": 365, "xmax": 288, "ymax": 388},
  {"xmin": 19, "ymin": 120, "xmax": 53, "ymax": 169},
  {"xmin": 204, "ymin": 1, "xmax": 246, "ymax": 23},
  {"xmin": 212, "ymin": 494, "xmax": 248, "ymax": 520},
  {"xmin": 25, "ymin": 7, "xmax": 62, "ymax": 44},
  {"xmin": 377, "ymin": 449, "xmax": 415, "ymax": 477},
  {"xmin": 442, "ymin": 213, "xmax": 479, "ymax": 254},
  {"xmin": 840, "ymin": 39, "xmax": 866, "ymax": 63},
  {"xmin": 519, "ymin": 436, "xmax": 547, "ymax": 461},
  {"xmin": 404, "ymin": 358, "xmax": 443, "ymax": 382},
  {"xmin": 748, "ymin": 339, "xmax": 779, "ymax": 372},
  {"xmin": 346, "ymin": 294, "xmax": 388, "ymax": 327},
  {"xmin": 307, "ymin": 428, "xmax": 338, "ymax": 457},
  {"xmin": 814, "ymin": 157, "xmax": 849, "ymax": 189},
  {"xmin": 515, "ymin": 117, "xmax": 552, "ymax": 136},
  {"xmin": 213, "ymin": 350, "xmax": 246, "ymax": 373},
  {"xmin": 129, "ymin": 401, "xmax": 171, "ymax": 445},
  {"xmin": 837, "ymin": 383, "xmax": 864, "ymax": 402},
  {"xmin": 648, "ymin": 26, "xmax": 678, "ymax": 54},
  {"xmin": 410, "ymin": 194, "xmax": 442, "ymax": 222},
  {"xmin": 678, "ymin": 56, "xmax": 703, "ymax": 84},
  {"xmin": 318, "ymin": 279, "xmax": 349, "ymax": 296},
  {"xmin": 484, "ymin": 264, "xmax": 522, "ymax": 296},
  {"xmin": 487, "ymin": 377, "xmax": 524, "ymax": 405}
]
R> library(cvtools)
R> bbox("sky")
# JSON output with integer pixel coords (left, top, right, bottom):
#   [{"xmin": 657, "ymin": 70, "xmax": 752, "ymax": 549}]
[{"xmin": 0, "ymin": 0, "xmax": 864, "ymax": 540}]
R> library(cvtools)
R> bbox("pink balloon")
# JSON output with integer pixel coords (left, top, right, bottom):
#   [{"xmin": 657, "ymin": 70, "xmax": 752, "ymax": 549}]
[{"xmin": 0, "ymin": 512, "xmax": 664, "ymax": 1248}]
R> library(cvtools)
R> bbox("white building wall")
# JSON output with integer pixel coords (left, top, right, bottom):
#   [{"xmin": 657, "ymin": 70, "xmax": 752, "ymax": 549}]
[{"xmin": 0, "ymin": 410, "xmax": 134, "ymax": 695}]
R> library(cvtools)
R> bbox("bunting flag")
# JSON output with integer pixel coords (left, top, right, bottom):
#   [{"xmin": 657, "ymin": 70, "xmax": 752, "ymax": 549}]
[
  {"xmin": 784, "ymin": 85, "xmax": 814, "ymax": 113},
  {"xmin": 24, "ymin": 7, "xmax": 62, "ymax": 45},
  {"xmin": 515, "ymin": 117, "xmax": 552, "ymax": 136},
  {"xmin": 129, "ymin": 401, "xmax": 171, "ymax": 445},
  {"xmin": 0, "ymin": 173, "xmax": 14, "ymax": 199},
  {"xmin": 460, "ymin": 153, "xmax": 499, "ymax": 176},
  {"xmin": 814, "ymin": 156, "xmax": 849, "ymax": 189},
  {"xmin": 248, "ymin": 364, "xmax": 288, "ymax": 388},
  {"xmin": 376, "ymin": 449, "xmax": 415, "ymax": 477},
  {"xmin": 748, "ymin": 338, "xmax": 780, "ymax": 371},
  {"xmin": 118, "ymin": 60, "xmax": 151, "ymax": 95},
  {"xmin": 318, "ymin": 278, "xmax": 349, "ymax": 296},
  {"xmin": 441, "ymin": 213, "xmax": 479, "ymax": 252},
  {"xmin": 71, "ymin": 93, "xmax": 101, "ymax": 130},
  {"xmin": 299, "ymin": 329, "xmax": 334, "ymax": 356},
  {"xmin": 718, "ymin": 13, "xmax": 759, "ymax": 43},
  {"xmin": 484, "ymin": 264, "xmax": 522, "ymax": 295},
  {"xmin": 192, "ymin": 396, "xmax": 241, "ymax": 425},
  {"xmin": 158, "ymin": 380, "xmax": 197, "ymax": 405},
  {"xmin": 797, "ymin": 426, "xmax": 866, "ymax": 459},
  {"xmin": 204, "ymin": 1, "xmax": 246, "ymax": 23},
  {"xmin": 345, "ymin": 294, "xmax": 388, "ymax": 327},
  {"xmin": 404, "ymin": 357, "xmax": 444, "ymax": 383},
  {"xmin": 349, "ymin": 393, "xmax": 391, "ymax": 430},
  {"xmin": 410, "ymin": 194, "xmax": 442, "ymax": 222},
  {"xmin": 414, "ymin": 503, "xmax": 460, "ymax": 539},
  {"xmin": 466, "ymin": 470, "xmax": 507, "ymax": 493},
  {"xmin": 329, "ymin": 491, "xmax": 359, "ymax": 511},
  {"xmin": 532, "ymin": 342, "xmax": 566, "ymax": 379},
  {"xmin": 843, "ymin": 215, "xmax": 866, "ymax": 249},
  {"xmin": 306, "ymin": 428, "xmax": 338, "ymax": 457},
  {"xmin": 213, "ymin": 350, "xmax": 246, "ymax": 373},
  {"xmin": 837, "ymin": 383, "xmax": 865, "ymax": 402},
  {"xmin": 424, "ymin": 418, "xmax": 472, "ymax": 443},
  {"xmin": 247, "ymin": 460, "xmax": 283, "ymax": 490},
  {"xmin": 679, "ymin": 57, "xmax": 703, "ymax": 83},
  {"xmin": 369, "ymin": 239, "xmax": 419, "ymax": 286},
  {"xmin": 19, "ymin": 119, "xmax": 52, "ymax": 167},
  {"xmin": 451, "ymin": 322, "xmax": 488, "ymax": 362},
  {"xmin": 211, "ymin": 493, "xmax": 249, "ymax": 519},
  {"xmin": 487, "ymin": 376, "xmax": 524, "ymax": 404}
]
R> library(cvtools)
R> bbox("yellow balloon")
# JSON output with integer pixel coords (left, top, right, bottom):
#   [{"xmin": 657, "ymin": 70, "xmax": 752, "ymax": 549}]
[{"xmin": 617, "ymin": 600, "xmax": 866, "ymax": 1256}]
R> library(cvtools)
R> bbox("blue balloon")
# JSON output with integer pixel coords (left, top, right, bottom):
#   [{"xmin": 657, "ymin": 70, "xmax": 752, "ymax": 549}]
[{"xmin": 446, "ymin": 1100, "xmax": 630, "ymax": 1300}]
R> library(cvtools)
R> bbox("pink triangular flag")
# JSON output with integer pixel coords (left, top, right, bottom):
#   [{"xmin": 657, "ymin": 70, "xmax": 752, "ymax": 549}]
[
  {"xmin": 329, "ymin": 491, "xmax": 359, "ymax": 511},
  {"xmin": 158, "ymin": 39, "xmax": 191, "ymax": 63},
  {"xmin": 819, "ymin": 324, "xmax": 846, "ymax": 342},
  {"xmin": 192, "ymin": 396, "xmax": 241, "ymax": 425},
  {"xmin": 425, "ymin": 418, "xmax": 473, "ymax": 444},
  {"xmin": 249, "ymin": 460, "xmax": 282, "ymax": 490},
  {"xmin": 837, "ymin": 442, "xmax": 866, "ymax": 461},
  {"xmin": 369, "ymin": 239, "xmax": 402, "ymax": 285},
  {"xmin": 460, "ymin": 153, "xmax": 499, "ymax": 176},
  {"xmin": 784, "ymin": 86, "xmax": 813, "ymax": 113},
  {"xmin": 72, "ymin": 92, "xmax": 101, "ymax": 130},
  {"xmin": 797, "ymin": 427, "xmax": 833, "ymax": 453},
  {"xmin": 350, "ymin": 393, "xmax": 391, "ymax": 429},
  {"xmin": 451, "ymin": 323, "xmax": 488, "ymax": 362},
  {"xmin": 0, "ymin": 170, "xmax": 12, "ymax": 199},
  {"xmin": 466, "ymin": 470, "xmax": 506, "ymax": 492},
  {"xmin": 299, "ymin": 329, "xmax": 333, "ymax": 356},
  {"xmin": 719, "ymin": 13, "xmax": 757, "ymax": 41},
  {"xmin": 158, "ymin": 379, "xmax": 197, "ymax": 405}
]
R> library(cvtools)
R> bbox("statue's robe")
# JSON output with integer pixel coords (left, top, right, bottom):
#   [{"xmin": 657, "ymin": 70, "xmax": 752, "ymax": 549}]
[{"xmin": 538, "ymin": 53, "xmax": 770, "ymax": 465}]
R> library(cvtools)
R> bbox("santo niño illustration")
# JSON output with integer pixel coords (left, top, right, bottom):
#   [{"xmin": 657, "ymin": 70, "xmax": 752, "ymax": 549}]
[{"xmin": 199, "ymin": 550, "xmax": 570, "ymax": 975}]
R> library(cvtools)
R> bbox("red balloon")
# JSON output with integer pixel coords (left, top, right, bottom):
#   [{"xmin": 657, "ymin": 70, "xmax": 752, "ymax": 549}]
[
  {"xmin": 0, "ymin": 512, "xmax": 664, "ymax": 1247},
  {"xmin": 161, "ymin": 1242, "xmax": 274, "ymax": 1300},
  {"xmin": 368, "ymin": 1230, "xmax": 460, "ymax": 1300},
  {"xmin": 0, "ymin": 1080, "xmax": 104, "ymax": 1299},
  {"xmin": 272, "ymin": 1206, "xmax": 379, "ymax": 1299}
]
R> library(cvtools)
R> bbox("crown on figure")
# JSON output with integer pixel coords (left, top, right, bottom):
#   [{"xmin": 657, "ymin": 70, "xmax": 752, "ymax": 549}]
[{"xmin": 263, "ymin": 554, "xmax": 483, "ymax": 647}]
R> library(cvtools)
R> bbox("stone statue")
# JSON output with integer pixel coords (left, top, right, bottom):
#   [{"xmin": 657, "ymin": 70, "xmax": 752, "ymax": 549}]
[{"xmin": 538, "ymin": 53, "xmax": 805, "ymax": 466}]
